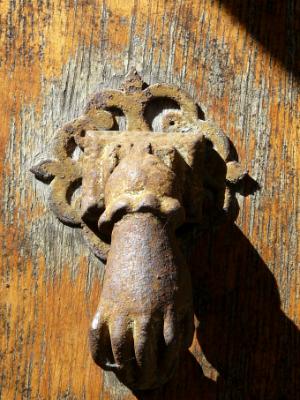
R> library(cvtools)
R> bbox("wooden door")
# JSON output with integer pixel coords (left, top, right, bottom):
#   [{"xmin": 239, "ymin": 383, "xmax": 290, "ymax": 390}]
[{"xmin": 1, "ymin": 1, "xmax": 299, "ymax": 399}]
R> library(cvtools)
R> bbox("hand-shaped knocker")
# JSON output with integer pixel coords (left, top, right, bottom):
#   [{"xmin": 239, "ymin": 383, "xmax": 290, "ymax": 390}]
[{"xmin": 31, "ymin": 69, "xmax": 246, "ymax": 390}]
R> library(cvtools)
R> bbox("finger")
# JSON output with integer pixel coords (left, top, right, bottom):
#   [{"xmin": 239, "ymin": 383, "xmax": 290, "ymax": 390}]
[
  {"xmin": 163, "ymin": 307, "xmax": 177, "ymax": 346},
  {"xmin": 89, "ymin": 312, "xmax": 115, "ymax": 370},
  {"xmin": 159, "ymin": 309, "xmax": 194, "ymax": 383},
  {"xmin": 160, "ymin": 309, "xmax": 180, "ymax": 381},
  {"xmin": 133, "ymin": 316, "xmax": 159, "ymax": 390},
  {"xmin": 110, "ymin": 317, "xmax": 137, "ymax": 386}
]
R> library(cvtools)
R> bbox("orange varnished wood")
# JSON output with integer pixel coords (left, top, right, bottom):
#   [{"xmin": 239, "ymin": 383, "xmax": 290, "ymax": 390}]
[{"xmin": 0, "ymin": 1, "xmax": 299, "ymax": 399}]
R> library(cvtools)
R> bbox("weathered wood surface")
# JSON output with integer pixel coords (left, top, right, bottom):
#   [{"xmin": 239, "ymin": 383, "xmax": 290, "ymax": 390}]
[{"xmin": 0, "ymin": 1, "xmax": 299, "ymax": 399}]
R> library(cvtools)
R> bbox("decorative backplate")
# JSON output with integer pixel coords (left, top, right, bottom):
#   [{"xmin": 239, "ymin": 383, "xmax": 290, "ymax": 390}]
[{"xmin": 31, "ymin": 69, "xmax": 246, "ymax": 262}]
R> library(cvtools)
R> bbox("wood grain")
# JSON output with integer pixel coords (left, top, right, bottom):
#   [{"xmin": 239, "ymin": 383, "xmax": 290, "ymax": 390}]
[{"xmin": 0, "ymin": 0, "xmax": 299, "ymax": 399}]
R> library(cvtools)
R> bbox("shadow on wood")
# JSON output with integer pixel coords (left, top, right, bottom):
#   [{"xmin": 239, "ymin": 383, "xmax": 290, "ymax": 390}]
[
  {"xmin": 190, "ymin": 222, "xmax": 300, "ymax": 400},
  {"xmin": 219, "ymin": 0, "xmax": 300, "ymax": 79}
]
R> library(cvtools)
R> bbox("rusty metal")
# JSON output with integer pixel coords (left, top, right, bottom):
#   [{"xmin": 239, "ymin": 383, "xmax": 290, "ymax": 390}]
[{"xmin": 31, "ymin": 69, "xmax": 246, "ymax": 390}]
